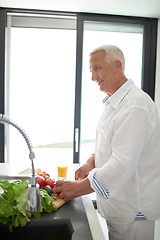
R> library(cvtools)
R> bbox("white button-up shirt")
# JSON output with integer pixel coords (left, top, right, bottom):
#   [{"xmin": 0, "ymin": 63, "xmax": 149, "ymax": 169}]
[{"xmin": 88, "ymin": 79, "xmax": 160, "ymax": 224}]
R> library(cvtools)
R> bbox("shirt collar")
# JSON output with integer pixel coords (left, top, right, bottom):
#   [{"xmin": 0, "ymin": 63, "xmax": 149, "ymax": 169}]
[{"xmin": 103, "ymin": 79, "xmax": 135, "ymax": 109}]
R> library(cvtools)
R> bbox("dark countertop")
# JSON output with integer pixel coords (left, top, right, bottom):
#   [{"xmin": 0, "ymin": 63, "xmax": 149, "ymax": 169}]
[{"xmin": 40, "ymin": 196, "xmax": 93, "ymax": 239}]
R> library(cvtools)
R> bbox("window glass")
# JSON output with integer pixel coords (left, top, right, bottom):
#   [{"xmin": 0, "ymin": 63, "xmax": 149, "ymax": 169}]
[
  {"xmin": 80, "ymin": 21, "xmax": 143, "ymax": 164},
  {"xmin": 7, "ymin": 26, "xmax": 76, "ymax": 174}
]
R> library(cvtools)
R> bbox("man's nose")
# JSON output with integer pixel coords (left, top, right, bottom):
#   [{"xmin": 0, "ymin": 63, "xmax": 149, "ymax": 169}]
[{"xmin": 91, "ymin": 71, "xmax": 97, "ymax": 81}]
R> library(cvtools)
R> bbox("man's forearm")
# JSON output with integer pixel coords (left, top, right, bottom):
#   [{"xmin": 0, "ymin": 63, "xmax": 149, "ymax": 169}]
[
  {"xmin": 53, "ymin": 178, "xmax": 94, "ymax": 201},
  {"xmin": 77, "ymin": 177, "xmax": 94, "ymax": 196},
  {"xmin": 86, "ymin": 153, "xmax": 95, "ymax": 171}
]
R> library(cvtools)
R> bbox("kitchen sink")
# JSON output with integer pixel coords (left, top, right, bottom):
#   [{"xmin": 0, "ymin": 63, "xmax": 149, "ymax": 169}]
[
  {"xmin": 0, "ymin": 218, "xmax": 74, "ymax": 240},
  {"xmin": 0, "ymin": 197, "xmax": 93, "ymax": 240}
]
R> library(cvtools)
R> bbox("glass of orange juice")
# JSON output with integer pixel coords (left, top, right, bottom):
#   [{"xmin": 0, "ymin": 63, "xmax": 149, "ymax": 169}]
[{"xmin": 57, "ymin": 163, "xmax": 67, "ymax": 180}]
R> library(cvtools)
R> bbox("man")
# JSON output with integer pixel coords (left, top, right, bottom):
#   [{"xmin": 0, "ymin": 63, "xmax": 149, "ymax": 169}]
[{"xmin": 53, "ymin": 45, "xmax": 160, "ymax": 240}]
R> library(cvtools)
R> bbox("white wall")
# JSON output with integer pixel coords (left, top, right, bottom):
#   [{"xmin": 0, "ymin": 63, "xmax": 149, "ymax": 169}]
[{"xmin": 155, "ymin": 19, "xmax": 160, "ymax": 114}]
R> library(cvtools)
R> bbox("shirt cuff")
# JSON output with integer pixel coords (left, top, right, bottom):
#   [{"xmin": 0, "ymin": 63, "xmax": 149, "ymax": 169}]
[{"xmin": 88, "ymin": 169, "xmax": 110, "ymax": 199}]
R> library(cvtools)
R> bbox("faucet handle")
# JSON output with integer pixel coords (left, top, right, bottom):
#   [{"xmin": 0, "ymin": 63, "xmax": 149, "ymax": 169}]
[{"xmin": 29, "ymin": 151, "xmax": 35, "ymax": 160}]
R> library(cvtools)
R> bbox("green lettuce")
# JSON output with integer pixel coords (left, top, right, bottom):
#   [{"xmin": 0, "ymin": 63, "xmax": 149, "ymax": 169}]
[{"xmin": 0, "ymin": 180, "xmax": 57, "ymax": 231}]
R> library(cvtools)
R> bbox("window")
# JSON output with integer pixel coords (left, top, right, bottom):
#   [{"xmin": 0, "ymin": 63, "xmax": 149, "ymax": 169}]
[
  {"xmin": 4, "ymin": 13, "xmax": 77, "ymax": 173},
  {"xmin": 80, "ymin": 21, "xmax": 143, "ymax": 164},
  {"xmin": 0, "ymin": 9, "xmax": 158, "ymax": 167}
]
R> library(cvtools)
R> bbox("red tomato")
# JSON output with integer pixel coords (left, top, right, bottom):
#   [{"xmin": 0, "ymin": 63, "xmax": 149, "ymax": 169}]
[
  {"xmin": 43, "ymin": 173, "xmax": 50, "ymax": 178},
  {"xmin": 43, "ymin": 175, "xmax": 50, "ymax": 180},
  {"xmin": 46, "ymin": 179, "xmax": 56, "ymax": 189},
  {"xmin": 37, "ymin": 175, "xmax": 47, "ymax": 188},
  {"xmin": 38, "ymin": 172, "xmax": 50, "ymax": 178}
]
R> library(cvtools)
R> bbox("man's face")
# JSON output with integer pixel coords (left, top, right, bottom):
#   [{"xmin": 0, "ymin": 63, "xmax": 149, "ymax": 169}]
[{"xmin": 90, "ymin": 50, "xmax": 117, "ymax": 95}]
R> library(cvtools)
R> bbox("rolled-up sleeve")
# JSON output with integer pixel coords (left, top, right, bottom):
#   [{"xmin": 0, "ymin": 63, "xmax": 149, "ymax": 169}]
[
  {"xmin": 88, "ymin": 169, "xmax": 110, "ymax": 199},
  {"xmin": 88, "ymin": 106, "xmax": 152, "ymax": 199}
]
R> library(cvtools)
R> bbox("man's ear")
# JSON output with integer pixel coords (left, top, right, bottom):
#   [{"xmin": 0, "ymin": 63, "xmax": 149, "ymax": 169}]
[{"xmin": 114, "ymin": 60, "xmax": 122, "ymax": 71}]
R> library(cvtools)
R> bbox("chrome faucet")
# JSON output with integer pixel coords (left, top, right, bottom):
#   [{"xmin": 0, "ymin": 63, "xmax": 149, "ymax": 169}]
[{"xmin": 0, "ymin": 114, "xmax": 41, "ymax": 212}]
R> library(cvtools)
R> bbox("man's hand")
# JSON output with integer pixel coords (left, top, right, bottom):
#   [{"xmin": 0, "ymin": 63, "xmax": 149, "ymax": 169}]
[
  {"xmin": 53, "ymin": 180, "xmax": 80, "ymax": 201},
  {"xmin": 53, "ymin": 154, "xmax": 95, "ymax": 201},
  {"xmin": 75, "ymin": 154, "xmax": 95, "ymax": 180},
  {"xmin": 75, "ymin": 164, "xmax": 90, "ymax": 180},
  {"xmin": 52, "ymin": 178, "xmax": 94, "ymax": 201}
]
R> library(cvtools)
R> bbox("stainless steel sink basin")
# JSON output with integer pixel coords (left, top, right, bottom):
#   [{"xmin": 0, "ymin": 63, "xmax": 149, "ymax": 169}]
[{"xmin": 0, "ymin": 219, "xmax": 74, "ymax": 240}]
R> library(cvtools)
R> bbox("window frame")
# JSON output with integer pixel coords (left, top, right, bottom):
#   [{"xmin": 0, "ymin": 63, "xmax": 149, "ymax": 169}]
[
  {"xmin": 0, "ymin": 8, "xmax": 6, "ymax": 163},
  {"xmin": 0, "ymin": 8, "xmax": 158, "ymax": 163}
]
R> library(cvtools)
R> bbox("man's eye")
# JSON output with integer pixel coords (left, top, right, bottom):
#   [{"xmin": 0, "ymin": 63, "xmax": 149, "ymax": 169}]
[
  {"xmin": 94, "ymin": 66, "xmax": 99, "ymax": 71},
  {"xmin": 90, "ymin": 66, "xmax": 101, "ymax": 72}
]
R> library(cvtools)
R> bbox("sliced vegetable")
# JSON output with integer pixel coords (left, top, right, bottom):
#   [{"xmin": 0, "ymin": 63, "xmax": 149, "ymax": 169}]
[
  {"xmin": 38, "ymin": 172, "xmax": 50, "ymax": 178},
  {"xmin": 43, "ymin": 185, "xmax": 52, "ymax": 196},
  {"xmin": 43, "ymin": 175, "xmax": 50, "ymax": 180},
  {"xmin": 45, "ymin": 179, "xmax": 56, "ymax": 189},
  {"xmin": 37, "ymin": 175, "xmax": 47, "ymax": 189},
  {"xmin": 37, "ymin": 170, "xmax": 59, "ymax": 196}
]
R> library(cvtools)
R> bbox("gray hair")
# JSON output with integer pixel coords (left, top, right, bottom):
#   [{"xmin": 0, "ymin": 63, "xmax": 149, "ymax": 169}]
[{"xmin": 90, "ymin": 45, "xmax": 125, "ymax": 72}]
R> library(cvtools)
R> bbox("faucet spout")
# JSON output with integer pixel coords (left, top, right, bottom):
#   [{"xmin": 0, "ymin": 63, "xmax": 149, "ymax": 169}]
[{"xmin": 0, "ymin": 114, "xmax": 41, "ymax": 212}]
